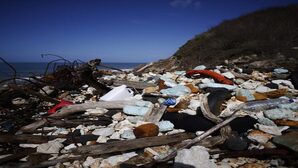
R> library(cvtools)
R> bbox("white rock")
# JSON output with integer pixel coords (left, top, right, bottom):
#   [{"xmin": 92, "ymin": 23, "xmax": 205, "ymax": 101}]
[
  {"xmin": 199, "ymin": 83, "xmax": 237, "ymax": 91},
  {"xmin": 274, "ymin": 68, "xmax": 288, "ymax": 74},
  {"xmin": 166, "ymin": 129, "xmax": 185, "ymax": 135},
  {"xmin": 194, "ymin": 65, "xmax": 206, "ymax": 70},
  {"xmin": 272, "ymin": 80, "xmax": 294, "ymax": 89},
  {"xmin": 115, "ymin": 119, "xmax": 135, "ymax": 131},
  {"xmin": 19, "ymin": 144, "xmax": 39, "ymax": 148},
  {"xmin": 174, "ymin": 146, "xmax": 216, "ymax": 168},
  {"xmin": 110, "ymin": 131, "xmax": 121, "ymax": 139},
  {"xmin": 255, "ymin": 86, "xmax": 274, "ymax": 93},
  {"xmin": 96, "ymin": 136, "xmax": 108, "ymax": 143},
  {"xmin": 133, "ymin": 94, "xmax": 143, "ymax": 100},
  {"xmin": 83, "ymin": 156, "xmax": 96, "ymax": 168},
  {"xmin": 40, "ymin": 86, "xmax": 54, "ymax": 95},
  {"xmin": 37, "ymin": 141, "xmax": 64, "ymax": 154},
  {"xmin": 12, "ymin": 97, "xmax": 28, "ymax": 105},
  {"xmin": 196, "ymin": 131, "xmax": 205, "ymax": 136},
  {"xmin": 126, "ymin": 116, "xmax": 144, "ymax": 124},
  {"xmin": 180, "ymin": 109, "xmax": 197, "ymax": 115},
  {"xmin": 85, "ymin": 108, "xmax": 108, "ymax": 116},
  {"xmin": 214, "ymin": 69, "xmax": 221, "ymax": 74},
  {"xmin": 90, "ymin": 158, "xmax": 102, "ymax": 168},
  {"xmin": 256, "ymin": 124, "xmax": 289, "ymax": 136},
  {"xmin": 92, "ymin": 127, "xmax": 114, "ymax": 137},
  {"xmin": 73, "ymin": 95, "xmax": 86, "ymax": 103},
  {"xmin": 188, "ymin": 99, "xmax": 201, "ymax": 111},
  {"xmin": 112, "ymin": 112, "xmax": 125, "ymax": 121},
  {"xmin": 157, "ymin": 121, "xmax": 174, "ymax": 132},
  {"xmin": 121, "ymin": 129, "xmax": 136, "ymax": 139},
  {"xmin": 222, "ymin": 72, "xmax": 235, "ymax": 79},
  {"xmin": 123, "ymin": 101, "xmax": 154, "ymax": 116},
  {"xmin": 240, "ymin": 80, "xmax": 262, "ymax": 90},
  {"xmin": 81, "ymin": 84, "xmax": 89, "ymax": 89},
  {"xmin": 99, "ymin": 152, "xmax": 137, "ymax": 167},
  {"xmin": 86, "ymin": 87, "xmax": 97, "ymax": 95},
  {"xmin": 201, "ymin": 78, "xmax": 214, "ymax": 84},
  {"xmin": 64, "ymin": 144, "xmax": 77, "ymax": 150},
  {"xmin": 247, "ymin": 131, "xmax": 273, "ymax": 144},
  {"xmin": 49, "ymin": 128, "xmax": 69, "ymax": 135}
]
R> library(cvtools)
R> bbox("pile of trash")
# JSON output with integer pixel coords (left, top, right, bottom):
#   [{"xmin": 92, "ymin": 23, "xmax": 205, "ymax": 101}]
[{"xmin": 0, "ymin": 59, "xmax": 298, "ymax": 168}]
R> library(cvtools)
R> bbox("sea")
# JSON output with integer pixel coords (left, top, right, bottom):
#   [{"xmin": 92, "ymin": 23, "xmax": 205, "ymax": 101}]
[{"xmin": 0, "ymin": 62, "xmax": 144, "ymax": 80}]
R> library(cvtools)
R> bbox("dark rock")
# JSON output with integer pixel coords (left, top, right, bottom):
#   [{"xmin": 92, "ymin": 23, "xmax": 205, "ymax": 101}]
[
  {"xmin": 290, "ymin": 71, "xmax": 298, "ymax": 89},
  {"xmin": 162, "ymin": 113, "xmax": 257, "ymax": 135},
  {"xmin": 273, "ymin": 131, "xmax": 298, "ymax": 152},
  {"xmin": 224, "ymin": 132, "xmax": 249, "ymax": 151},
  {"xmin": 265, "ymin": 82, "xmax": 279, "ymax": 89}
]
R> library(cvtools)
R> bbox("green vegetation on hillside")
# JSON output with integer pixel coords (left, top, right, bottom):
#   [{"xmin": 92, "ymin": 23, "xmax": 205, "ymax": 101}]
[{"xmin": 173, "ymin": 4, "xmax": 298, "ymax": 70}]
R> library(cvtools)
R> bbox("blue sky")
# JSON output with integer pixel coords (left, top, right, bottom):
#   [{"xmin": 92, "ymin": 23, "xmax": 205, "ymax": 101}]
[{"xmin": 0, "ymin": 0, "xmax": 297, "ymax": 63}]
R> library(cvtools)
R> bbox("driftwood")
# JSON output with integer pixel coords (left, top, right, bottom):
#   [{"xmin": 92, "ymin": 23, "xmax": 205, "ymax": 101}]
[
  {"xmin": 46, "ymin": 118, "xmax": 112, "ymax": 128},
  {"xmin": 53, "ymin": 100, "xmax": 136, "ymax": 118},
  {"xmin": 0, "ymin": 134, "xmax": 62, "ymax": 144},
  {"xmin": 2, "ymin": 156, "xmax": 82, "ymax": 168},
  {"xmin": 112, "ymin": 80, "xmax": 157, "ymax": 90},
  {"xmin": 0, "ymin": 148, "xmax": 36, "ymax": 165},
  {"xmin": 72, "ymin": 132, "xmax": 196, "ymax": 155},
  {"xmin": 155, "ymin": 114, "xmax": 238, "ymax": 163},
  {"xmin": 135, "ymin": 62, "xmax": 153, "ymax": 73},
  {"xmin": 9, "ymin": 85, "xmax": 59, "ymax": 104},
  {"xmin": 19, "ymin": 101, "xmax": 135, "ymax": 133},
  {"xmin": 144, "ymin": 105, "xmax": 167, "ymax": 123},
  {"xmin": 218, "ymin": 149, "xmax": 291, "ymax": 159}
]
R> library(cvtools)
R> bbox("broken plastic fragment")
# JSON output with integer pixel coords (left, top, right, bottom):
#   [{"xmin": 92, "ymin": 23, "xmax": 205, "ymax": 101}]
[
  {"xmin": 100, "ymin": 85, "xmax": 134, "ymax": 101},
  {"xmin": 186, "ymin": 70, "xmax": 234, "ymax": 85},
  {"xmin": 160, "ymin": 85, "xmax": 191, "ymax": 96},
  {"xmin": 48, "ymin": 99, "xmax": 73, "ymax": 114},
  {"xmin": 123, "ymin": 101, "xmax": 154, "ymax": 116},
  {"xmin": 264, "ymin": 108, "xmax": 297, "ymax": 121},
  {"xmin": 199, "ymin": 83, "xmax": 237, "ymax": 91}
]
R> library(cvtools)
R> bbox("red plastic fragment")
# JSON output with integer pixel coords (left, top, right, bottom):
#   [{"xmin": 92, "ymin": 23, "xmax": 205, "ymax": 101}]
[
  {"xmin": 186, "ymin": 70, "xmax": 234, "ymax": 85},
  {"xmin": 48, "ymin": 99, "xmax": 73, "ymax": 114}
]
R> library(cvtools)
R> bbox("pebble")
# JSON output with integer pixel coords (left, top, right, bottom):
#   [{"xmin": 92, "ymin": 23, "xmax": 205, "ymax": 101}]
[
  {"xmin": 247, "ymin": 130, "xmax": 273, "ymax": 144},
  {"xmin": 83, "ymin": 156, "xmax": 96, "ymax": 167},
  {"xmin": 222, "ymin": 72, "xmax": 235, "ymax": 79},
  {"xmin": 37, "ymin": 141, "xmax": 64, "ymax": 154},
  {"xmin": 157, "ymin": 120, "xmax": 174, "ymax": 132},
  {"xmin": 133, "ymin": 123, "xmax": 159, "ymax": 138},
  {"xmin": 99, "ymin": 152, "xmax": 137, "ymax": 167},
  {"xmin": 96, "ymin": 136, "xmax": 108, "ymax": 143},
  {"xmin": 174, "ymin": 146, "xmax": 216, "ymax": 168},
  {"xmin": 121, "ymin": 129, "xmax": 136, "ymax": 139},
  {"xmin": 85, "ymin": 108, "xmax": 108, "ymax": 116},
  {"xmin": 112, "ymin": 112, "xmax": 125, "ymax": 121},
  {"xmin": 194, "ymin": 65, "xmax": 206, "ymax": 70},
  {"xmin": 92, "ymin": 127, "xmax": 114, "ymax": 137},
  {"xmin": 199, "ymin": 83, "xmax": 237, "ymax": 91},
  {"xmin": 64, "ymin": 144, "xmax": 78, "ymax": 150},
  {"xmin": 160, "ymin": 85, "xmax": 191, "ymax": 96},
  {"xmin": 274, "ymin": 68, "xmax": 288, "ymax": 74},
  {"xmin": 110, "ymin": 131, "xmax": 121, "ymax": 139},
  {"xmin": 256, "ymin": 124, "xmax": 289, "ymax": 136},
  {"xmin": 12, "ymin": 97, "xmax": 28, "ymax": 105}
]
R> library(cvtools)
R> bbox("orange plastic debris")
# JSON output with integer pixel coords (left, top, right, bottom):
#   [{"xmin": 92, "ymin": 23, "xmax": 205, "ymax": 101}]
[{"xmin": 186, "ymin": 70, "xmax": 234, "ymax": 85}]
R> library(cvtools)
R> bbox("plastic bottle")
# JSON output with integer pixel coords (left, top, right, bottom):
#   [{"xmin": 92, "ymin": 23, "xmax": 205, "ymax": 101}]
[{"xmin": 242, "ymin": 98, "xmax": 292, "ymax": 112}]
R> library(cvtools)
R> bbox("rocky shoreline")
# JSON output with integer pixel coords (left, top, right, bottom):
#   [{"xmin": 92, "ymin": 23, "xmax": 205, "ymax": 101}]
[{"xmin": 0, "ymin": 61, "xmax": 298, "ymax": 167}]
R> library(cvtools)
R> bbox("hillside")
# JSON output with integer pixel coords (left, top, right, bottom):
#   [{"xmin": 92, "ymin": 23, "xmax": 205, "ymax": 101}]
[{"xmin": 145, "ymin": 5, "xmax": 298, "ymax": 72}]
